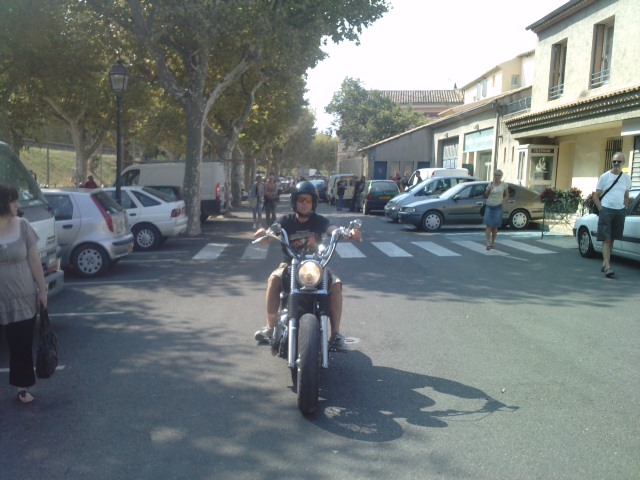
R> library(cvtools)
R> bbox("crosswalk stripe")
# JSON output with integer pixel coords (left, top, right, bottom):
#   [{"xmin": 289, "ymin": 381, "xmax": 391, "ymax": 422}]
[
  {"xmin": 412, "ymin": 241, "xmax": 461, "ymax": 256},
  {"xmin": 192, "ymin": 243, "xmax": 228, "ymax": 260},
  {"xmin": 372, "ymin": 242, "xmax": 412, "ymax": 257},
  {"xmin": 537, "ymin": 237, "xmax": 577, "ymax": 249},
  {"xmin": 453, "ymin": 240, "xmax": 509, "ymax": 256},
  {"xmin": 336, "ymin": 243, "xmax": 366, "ymax": 258},
  {"xmin": 499, "ymin": 239, "xmax": 555, "ymax": 254},
  {"xmin": 242, "ymin": 243, "xmax": 269, "ymax": 259}
]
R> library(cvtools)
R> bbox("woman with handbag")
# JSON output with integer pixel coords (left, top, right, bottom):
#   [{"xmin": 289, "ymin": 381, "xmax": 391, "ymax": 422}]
[
  {"xmin": 0, "ymin": 185, "xmax": 48, "ymax": 404},
  {"xmin": 483, "ymin": 170, "xmax": 509, "ymax": 250}
]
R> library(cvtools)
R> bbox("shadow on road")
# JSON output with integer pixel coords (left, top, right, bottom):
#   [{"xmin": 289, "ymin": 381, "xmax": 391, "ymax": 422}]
[{"xmin": 310, "ymin": 350, "xmax": 518, "ymax": 442}]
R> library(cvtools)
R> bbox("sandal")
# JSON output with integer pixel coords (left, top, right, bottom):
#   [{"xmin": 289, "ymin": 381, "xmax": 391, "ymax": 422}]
[
  {"xmin": 17, "ymin": 390, "xmax": 35, "ymax": 404},
  {"xmin": 604, "ymin": 267, "xmax": 615, "ymax": 278}
]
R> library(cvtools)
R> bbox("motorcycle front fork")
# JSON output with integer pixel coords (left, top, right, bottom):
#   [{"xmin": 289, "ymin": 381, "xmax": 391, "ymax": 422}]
[{"xmin": 287, "ymin": 314, "xmax": 330, "ymax": 369}]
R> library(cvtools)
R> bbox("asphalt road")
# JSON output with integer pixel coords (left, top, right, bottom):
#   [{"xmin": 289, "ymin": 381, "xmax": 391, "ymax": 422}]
[{"xmin": 1, "ymin": 199, "xmax": 639, "ymax": 479}]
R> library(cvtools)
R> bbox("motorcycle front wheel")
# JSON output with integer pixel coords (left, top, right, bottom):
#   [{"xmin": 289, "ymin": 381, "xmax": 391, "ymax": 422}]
[{"xmin": 296, "ymin": 313, "xmax": 321, "ymax": 415}]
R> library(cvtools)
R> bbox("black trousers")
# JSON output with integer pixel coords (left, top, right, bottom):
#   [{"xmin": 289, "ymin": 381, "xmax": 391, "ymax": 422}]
[{"xmin": 3, "ymin": 315, "xmax": 36, "ymax": 388}]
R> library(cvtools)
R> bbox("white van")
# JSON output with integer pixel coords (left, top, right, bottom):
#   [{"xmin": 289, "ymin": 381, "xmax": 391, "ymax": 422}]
[
  {"xmin": 408, "ymin": 167, "xmax": 469, "ymax": 188},
  {"xmin": 328, "ymin": 174, "xmax": 358, "ymax": 205},
  {"xmin": 0, "ymin": 142, "xmax": 64, "ymax": 295},
  {"xmin": 121, "ymin": 162, "xmax": 226, "ymax": 221}
]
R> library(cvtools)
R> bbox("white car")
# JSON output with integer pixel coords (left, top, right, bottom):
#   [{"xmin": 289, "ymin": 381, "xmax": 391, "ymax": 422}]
[
  {"xmin": 574, "ymin": 188, "xmax": 640, "ymax": 261},
  {"xmin": 104, "ymin": 186, "xmax": 187, "ymax": 250}
]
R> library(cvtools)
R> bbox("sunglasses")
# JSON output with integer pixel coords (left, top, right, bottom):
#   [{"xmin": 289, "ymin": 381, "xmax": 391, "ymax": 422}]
[
  {"xmin": 612, "ymin": 160, "xmax": 623, "ymax": 165},
  {"xmin": 297, "ymin": 197, "xmax": 313, "ymax": 204}
]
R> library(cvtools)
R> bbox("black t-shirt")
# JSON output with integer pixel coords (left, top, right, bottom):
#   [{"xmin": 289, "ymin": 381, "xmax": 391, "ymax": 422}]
[{"xmin": 277, "ymin": 212, "xmax": 331, "ymax": 262}]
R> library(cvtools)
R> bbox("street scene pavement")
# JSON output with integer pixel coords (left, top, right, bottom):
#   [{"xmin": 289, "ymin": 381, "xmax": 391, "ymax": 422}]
[{"xmin": 1, "ymin": 199, "xmax": 639, "ymax": 480}]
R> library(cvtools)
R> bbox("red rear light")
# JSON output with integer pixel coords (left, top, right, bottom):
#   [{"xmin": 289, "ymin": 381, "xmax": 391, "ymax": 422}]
[
  {"xmin": 215, "ymin": 182, "xmax": 221, "ymax": 201},
  {"xmin": 367, "ymin": 193, "xmax": 373, "ymax": 200},
  {"xmin": 171, "ymin": 208, "xmax": 180, "ymax": 218},
  {"xmin": 91, "ymin": 195, "xmax": 114, "ymax": 232}
]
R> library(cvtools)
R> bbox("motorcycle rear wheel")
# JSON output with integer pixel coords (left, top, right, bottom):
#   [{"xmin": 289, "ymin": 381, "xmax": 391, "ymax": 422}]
[{"xmin": 297, "ymin": 313, "xmax": 321, "ymax": 415}]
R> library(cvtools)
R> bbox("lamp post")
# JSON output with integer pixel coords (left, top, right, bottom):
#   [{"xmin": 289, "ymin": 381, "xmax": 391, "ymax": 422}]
[{"xmin": 109, "ymin": 61, "xmax": 129, "ymax": 204}]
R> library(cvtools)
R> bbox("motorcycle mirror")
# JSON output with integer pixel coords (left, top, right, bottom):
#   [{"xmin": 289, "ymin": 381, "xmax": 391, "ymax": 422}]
[
  {"xmin": 349, "ymin": 219, "xmax": 362, "ymax": 230},
  {"xmin": 269, "ymin": 223, "xmax": 282, "ymax": 235}
]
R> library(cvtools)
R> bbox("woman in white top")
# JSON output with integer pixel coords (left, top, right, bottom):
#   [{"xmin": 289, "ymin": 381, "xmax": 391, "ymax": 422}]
[{"xmin": 483, "ymin": 170, "xmax": 509, "ymax": 250}]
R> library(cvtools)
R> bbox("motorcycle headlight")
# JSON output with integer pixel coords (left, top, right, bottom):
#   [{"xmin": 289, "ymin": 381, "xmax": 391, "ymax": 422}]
[{"xmin": 297, "ymin": 260, "xmax": 323, "ymax": 288}]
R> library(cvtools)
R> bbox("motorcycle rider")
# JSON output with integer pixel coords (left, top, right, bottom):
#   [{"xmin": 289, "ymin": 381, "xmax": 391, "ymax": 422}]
[{"xmin": 253, "ymin": 180, "xmax": 362, "ymax": 350}]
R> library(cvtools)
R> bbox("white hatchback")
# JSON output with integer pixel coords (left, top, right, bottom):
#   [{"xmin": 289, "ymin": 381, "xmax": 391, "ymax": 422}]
[
  {"xmin": 574, "ymin": 188, "xmax": 640, "ymax": 262},
  {"xmin": 104, "ymin": 186, "xmax": 187, "ymax": 250}
]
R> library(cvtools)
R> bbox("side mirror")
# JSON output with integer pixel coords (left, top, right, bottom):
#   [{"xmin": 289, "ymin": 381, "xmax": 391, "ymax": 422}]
[
  {"xmin": 269, "ymin": 223, "xmax": 282, "ymax": 235},
  {"xmin": 453, "ymin": 195, "xmax": 461, "ymax": 201},
  {"xmin": 349, "ymin": 219, "xmax": 362, "ymax": 230}
]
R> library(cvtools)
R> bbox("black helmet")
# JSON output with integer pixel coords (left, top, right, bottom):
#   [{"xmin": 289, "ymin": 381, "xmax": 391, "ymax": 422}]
[{"xmin": 290, "ymin": 180, "xmax": 318, "ymax": 213}]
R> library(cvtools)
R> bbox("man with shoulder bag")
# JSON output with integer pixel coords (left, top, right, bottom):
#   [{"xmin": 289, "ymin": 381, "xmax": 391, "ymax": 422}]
[{"xmin": 592, "ymin": 152, "xmax": 632, "ymax": 278}]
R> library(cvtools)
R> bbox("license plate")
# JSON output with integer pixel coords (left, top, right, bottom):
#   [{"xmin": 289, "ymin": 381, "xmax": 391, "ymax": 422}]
[{"xmin": 379, "ymin": 195, "xmax": 391, "ymax": 200}]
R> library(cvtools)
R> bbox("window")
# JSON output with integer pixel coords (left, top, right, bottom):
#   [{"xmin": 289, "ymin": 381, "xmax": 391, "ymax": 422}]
[
  {"xmin": 549, "ymin": 41, "xmax": 567, "ymax": 100},
  {"xmin": 475, "ymin": 79, "xmax": 488, "ymax": 100},
  {"xmin": 45, "ymin": 194, "xmax": 73, "ymax": 221},
  {"xmin": 591, "ymin": 21, "xmax": 614, "ymax": 88},
  {"xmin": 511, "ymin": 75, "xmax": 520, "ymax": 87}
]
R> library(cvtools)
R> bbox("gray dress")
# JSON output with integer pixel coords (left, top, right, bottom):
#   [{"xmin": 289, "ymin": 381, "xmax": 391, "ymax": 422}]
[{"xmin": 0, "ymin": 218, "xmax": 39, "ymax": 325}]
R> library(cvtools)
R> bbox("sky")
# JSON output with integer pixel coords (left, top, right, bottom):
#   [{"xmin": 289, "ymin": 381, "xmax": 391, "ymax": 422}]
[{"xmin": 305, "ymin": 0, "xmax": 568, "ymax": 132}]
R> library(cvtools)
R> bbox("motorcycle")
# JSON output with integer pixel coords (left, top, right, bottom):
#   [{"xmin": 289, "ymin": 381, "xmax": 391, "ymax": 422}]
[{"xmin": 253, "ymin": 219, "xmax": 361, "ymax": 415}]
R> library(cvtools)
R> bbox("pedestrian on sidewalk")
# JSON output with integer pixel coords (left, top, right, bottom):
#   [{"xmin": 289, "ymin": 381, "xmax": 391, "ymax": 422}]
[
  {"xmin": 593, "ymin": 152, "xmax": 631, "ymax": 278},
  {"xmin": 249, "ymin": 175, "xmax": 264, "ymax": 229},
  {"xmin": 264, "ymin": 175, "xmax": 278, "ymax": 227},
  {"xmin": 336, "ymin": 180, "xmax": 346, "ymax": 211},
  {"xmin": 483, "ymin": 170, "xmax": 509, "ymax": 250}
]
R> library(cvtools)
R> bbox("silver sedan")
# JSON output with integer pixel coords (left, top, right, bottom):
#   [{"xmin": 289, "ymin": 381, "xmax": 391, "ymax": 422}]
[{"xmin": 397, "ymin": 181, "xmax": 544, "ymax": 231}]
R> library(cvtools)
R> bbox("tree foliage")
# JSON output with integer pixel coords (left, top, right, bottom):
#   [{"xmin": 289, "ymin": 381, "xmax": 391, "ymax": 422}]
[{"xmin": 326, "ymin": 77, "xmax": 425, "ymax": 149}]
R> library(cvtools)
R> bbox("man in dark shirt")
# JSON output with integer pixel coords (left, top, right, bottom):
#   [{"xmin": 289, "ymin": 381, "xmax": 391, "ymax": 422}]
[{"xmin": 253, "ymin": 181, "xmax": 362, "ymax": 350}]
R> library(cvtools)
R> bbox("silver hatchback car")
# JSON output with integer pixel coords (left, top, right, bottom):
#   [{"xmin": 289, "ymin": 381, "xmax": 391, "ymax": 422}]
[{"xmin": 43, "ymin": 188, "xmax": 134, "ymax": 277}]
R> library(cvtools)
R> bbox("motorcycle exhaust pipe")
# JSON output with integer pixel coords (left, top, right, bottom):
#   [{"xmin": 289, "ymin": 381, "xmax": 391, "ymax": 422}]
[
  {"xmin": 321, "ymin": 315, "xmax": 329, "ymax": 368},
  {"xmin": 288, "ymin": 317, "xmax": 297, "ymax": 369}
]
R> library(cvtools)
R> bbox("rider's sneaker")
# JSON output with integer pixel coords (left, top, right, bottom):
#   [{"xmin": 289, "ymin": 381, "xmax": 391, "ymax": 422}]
[
  {"xmin": 254, "ymin": 326, "xmax": 274, "ymax": 344},
  {"xmin": 329, "ymin": 333, "xmax": 350, "ymax": 352}
]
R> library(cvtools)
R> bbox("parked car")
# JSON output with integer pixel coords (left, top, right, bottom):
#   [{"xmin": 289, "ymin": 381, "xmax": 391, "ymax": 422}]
[
  {"xmin": 42, "ymin": 189, "xmax": 134, "ymax": 277},
  {"xmin": 574, "ymin": 188, "xmax": 640, "ymax": 261},
  {"xmin": 407, "ymin": 167, "xmax": 471, "ymax": 188},
  {"xmin": 103, "ymin": 186, "xmax": 187, "ymax": 250},
  {"xmin": 385, "ymin": 175, "xmax": 479, "ymax": 222},
  {"xmin": 310, "ymin": 179, "xmax": 328, "ymax": 202},
  {"xmin": 397, "ymin": 181, "xmax": 544, "ymax": 231},
  {"xmin": 359, "ymin": 180, "xmax": 400, "ymax": 214}
]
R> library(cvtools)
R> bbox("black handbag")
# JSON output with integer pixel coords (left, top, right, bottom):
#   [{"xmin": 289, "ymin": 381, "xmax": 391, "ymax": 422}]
[
  {"xmin": 35, "ymin": 306, "xmax": 58, "ymax": 379},
  {"xmin": 594, "ymin": 172, "xmax": 623, "ymax": 215}
]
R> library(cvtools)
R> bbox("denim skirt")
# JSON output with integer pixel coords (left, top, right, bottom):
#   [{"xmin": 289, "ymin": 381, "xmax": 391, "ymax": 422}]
[{"xmin": 483, "ymin": 204, "xmax": 503, "ymax": 227}]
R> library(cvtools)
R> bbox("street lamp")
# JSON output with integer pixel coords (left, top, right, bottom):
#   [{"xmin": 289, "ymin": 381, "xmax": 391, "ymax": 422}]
[{"xmin": 109, "ymin": 60, "xmax": 129, "ymax": 204}]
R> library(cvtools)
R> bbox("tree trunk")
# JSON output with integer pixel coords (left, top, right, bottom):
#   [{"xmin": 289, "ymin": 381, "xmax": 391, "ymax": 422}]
[{"xmin": 183, "ymin": 102, "xmax": 205, "ymax": 236}]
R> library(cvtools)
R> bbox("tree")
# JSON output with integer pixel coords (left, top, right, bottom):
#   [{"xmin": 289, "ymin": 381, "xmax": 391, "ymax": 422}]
[
  {"xmin": 88, "ymin": 0, "xmax": 389, "ymax": 235},
  {"xmin": 326, "ymin": 77, "xmax": 425, "ymax": 149}
]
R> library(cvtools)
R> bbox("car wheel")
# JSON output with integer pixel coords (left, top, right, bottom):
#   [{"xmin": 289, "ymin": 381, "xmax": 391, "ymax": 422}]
[
  {"xmin": 508, "ymin": 209, "xmax": 530, "ymax": 229},
  {"xmin": 578, "ymin": 226, "xmax": 596, "ymax": 258},
  {"xmin": 421, "ymin": 211, "xmax": 443, "ymax": 231},
  {"xmin": 71, "ymin": 244, "xmax": 110, "ymax": 277},
  {"xmin": 133, "ymin": 223, "xmax": 161, "ymax": 250}
]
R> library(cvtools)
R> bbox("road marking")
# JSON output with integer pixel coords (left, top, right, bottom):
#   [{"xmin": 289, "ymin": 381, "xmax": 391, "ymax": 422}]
[
  {"xmin": 372, "ymin": 242, "xmax": 412, "ymax": 257},
  {"xmin": 192, "ymin": 243, "xmax": 228, "ymax": 260},
  {"xmin": 49, "ymin": 311, "xmax": 124, "ymax": 317},
  {"xmin": 243, "ymin": 243, "xmax": 269, "ymax": 259},
  {"xmin": 537, "ymin": 237, "xmax": 577, "ymax": 249},
  {"xmin": 412, "ymin": 241, "xmax": 461, "ymax": 256},
  {"xmin": 336, "ymin": 243, "xmax": 366, "ymax": 258},
  {"xmin": 453, "ymin": 240, "xmax": 509, "ymax": 256},
  {"xmin": 498, "ymin": 239, "xmax": 555, "ymax": 254}
]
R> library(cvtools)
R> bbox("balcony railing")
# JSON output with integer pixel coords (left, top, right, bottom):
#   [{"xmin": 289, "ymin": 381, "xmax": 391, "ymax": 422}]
[
  {"xmin": 548, "ymin": 83, "xmax": 564, "ymax": 100},
  {"xmin": 590, "ymin": 69, "xmax": 610, "ymax": 88}
]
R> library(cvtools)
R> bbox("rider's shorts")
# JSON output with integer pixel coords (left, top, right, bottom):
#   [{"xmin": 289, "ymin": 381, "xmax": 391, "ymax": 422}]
[{"xmin": 270, "ymin": 262, "xmax": 341, "ymax": 287}]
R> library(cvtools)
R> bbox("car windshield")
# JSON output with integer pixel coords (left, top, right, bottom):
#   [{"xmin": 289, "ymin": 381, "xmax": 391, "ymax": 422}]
[
  {"xmin": 371, "ymin": 181, "xmax": 397, "ymax": 192},
  {"xmin": 142, "ymin": 186, "xmax": 173, "ymax": 202}
]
